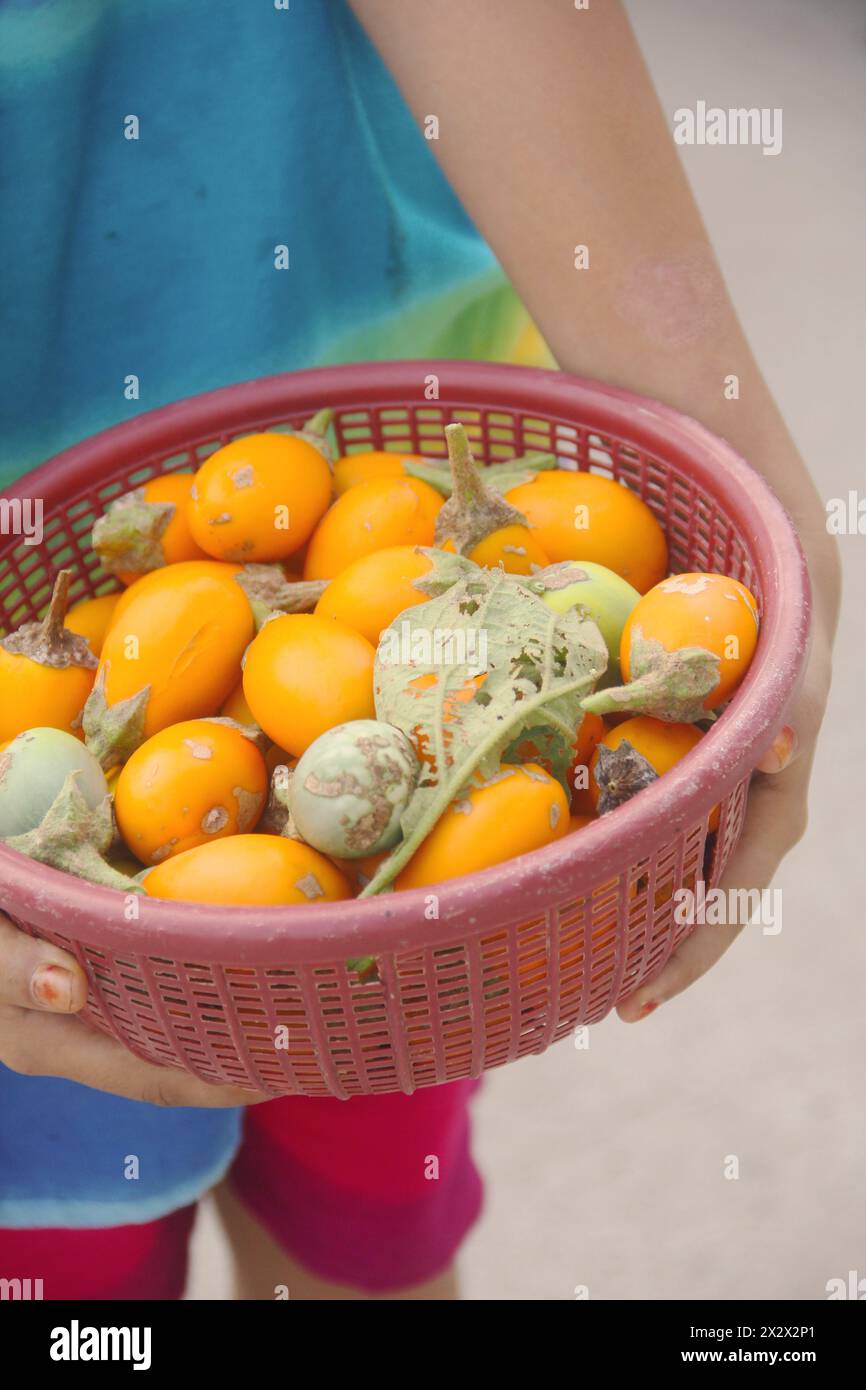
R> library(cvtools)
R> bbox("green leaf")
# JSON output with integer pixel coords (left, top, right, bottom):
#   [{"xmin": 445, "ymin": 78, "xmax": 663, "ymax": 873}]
[
  {"xmin": 361, "ymin": 557, "xmax": 608, "ymax": 895},
  {"xmin": 409, "ymin": 547, "xmax": 478, "ymax": 597},
  {"xmin": 346, "ymin": 955, "xmax": 379, "ymax": 982},
  {"xmin": 502, "ymin": 722, "xmax": 574, "ymax": 794},
  {"xmin": 403, "ymin": 451, "xmax": 556, "ymax": 498},
  {"xmin": 480, "ymin": 452, "xmax": 557, "ymax": 493},
  {"xmin": 401, "ymin": 458, "xmax": 453, "ymax": 496}
]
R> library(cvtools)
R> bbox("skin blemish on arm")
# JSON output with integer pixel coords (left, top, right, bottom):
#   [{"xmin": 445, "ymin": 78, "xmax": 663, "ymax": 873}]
[{"xmin": 613, "ymin": 247, "xmax": 726, "ymax": 350}]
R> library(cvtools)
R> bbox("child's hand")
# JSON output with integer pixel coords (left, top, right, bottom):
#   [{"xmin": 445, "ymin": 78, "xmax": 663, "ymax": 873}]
[
  {"xmin": 616, "ymin": 627, "xmax": 831, "ymax": 1021},
  {"xmin": 0, "ymin": 913, "xmax": 266, "ymax": 1105}
]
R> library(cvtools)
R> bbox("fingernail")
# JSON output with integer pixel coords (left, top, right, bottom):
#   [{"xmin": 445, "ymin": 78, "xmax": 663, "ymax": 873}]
[
  {"xmin": 31, "ymin": 964, "xmax": 74, "ymax": 1011},
  {"xmin": 756, "ymin": 725, "xmax": 799, "ymax": 775},
  {"xmin": 637, "ymin": 1000, "xmax": 659, "ymax": 1019}
]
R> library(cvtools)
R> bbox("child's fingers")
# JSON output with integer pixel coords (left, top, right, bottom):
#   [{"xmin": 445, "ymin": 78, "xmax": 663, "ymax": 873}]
[
  {"xmin": 615, "ymin": 643, "xmax": 826, "ymax": 1025},
  {"xmin": 0, "ymin": 1007, "xmax": 267, "ymax": 1107},
  {"xmin": 616, "ymin": 918, "xmax": 744, "ymax": 1022},
  {"xmin": 0, "ymin": 911, "xmax": 89, "ymax": 1013},
  {"xmin": 755, "ymin": 724, "xmax": 799, "ymax": 775},
  {"xmin": 616, "ymin": 766, "xmax": 808, "ymax": 1022},
  {"xmin": 0, "ymin": 914, "xmax": 265, "ymax": 1103}
]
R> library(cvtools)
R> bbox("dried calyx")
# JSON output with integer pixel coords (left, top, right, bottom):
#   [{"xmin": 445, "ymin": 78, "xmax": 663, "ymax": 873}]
[
  {"xmin": 434, "ymin": 423, "xmax": 530, "ymax": 555},
  {"xmin": 91, "ymin": 489, "xmax": 174, "ymax": 578},
  {"xmin": 593, "ymin": 741, "xmax": 658, "ymax": 815},
  {"xmin": 82, "ymin": 668, "xmax": 150, "ymax": 772},
  {"xmin": 3, "ymin": 771, "xmax": 143, "ymax": 892},
  {"xmin": 84, "ymin": 701, "xmax": 271, "ymax": 777},
  {"xmin": 581, "ymin": 629, "xmax": 721, "ymax": 723},
  {"xmin": 1, "ymin": 570, "xmax": 97, "ymax": 671},
  {"xmin": 235, "ymin": 565, "xmax": 328, "ymax": 630}
]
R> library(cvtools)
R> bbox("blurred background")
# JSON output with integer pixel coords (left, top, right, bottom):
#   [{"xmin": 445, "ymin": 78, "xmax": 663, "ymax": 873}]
[{"xmin": 189, "ymin": 0, "xmax": 866, "ymax": 1300}]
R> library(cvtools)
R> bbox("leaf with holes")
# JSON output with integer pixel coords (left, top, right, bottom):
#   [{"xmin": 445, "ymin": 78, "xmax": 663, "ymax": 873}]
[{"xmin": 362, "ymin": 554, "xmax": 608, "ymax": 895}]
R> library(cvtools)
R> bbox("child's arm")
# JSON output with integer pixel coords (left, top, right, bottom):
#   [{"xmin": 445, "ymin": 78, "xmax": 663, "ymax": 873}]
[{"xmin": 350, "ymin": 0, "xmax": 840, "ymax": 1016}]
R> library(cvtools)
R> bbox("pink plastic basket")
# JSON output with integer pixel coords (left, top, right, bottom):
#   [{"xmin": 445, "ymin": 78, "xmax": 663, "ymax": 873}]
[{"xmin": 0, "ymin": 362, "xmax": 810, "ymax": 1097}]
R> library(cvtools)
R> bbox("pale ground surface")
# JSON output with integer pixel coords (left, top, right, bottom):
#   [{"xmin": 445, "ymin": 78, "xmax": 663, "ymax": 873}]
[{"xmin": 189, "ymin": 0, "xmax": 866, "ymax": 1300}]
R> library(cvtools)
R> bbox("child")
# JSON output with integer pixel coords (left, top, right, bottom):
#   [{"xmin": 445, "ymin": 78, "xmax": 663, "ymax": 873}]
[{"xmin": 0, "ymin": 1, "xmax": 837, "ymax": 1300}]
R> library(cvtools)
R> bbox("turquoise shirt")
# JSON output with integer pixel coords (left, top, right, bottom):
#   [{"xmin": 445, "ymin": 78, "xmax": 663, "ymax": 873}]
[
  {"xmin": 0, "ymin": 0, "xmax": 541, "ymax": 1226},
  {"xmin": 0, "ymin": 0, "xmax": 533, "ymax": 481}
]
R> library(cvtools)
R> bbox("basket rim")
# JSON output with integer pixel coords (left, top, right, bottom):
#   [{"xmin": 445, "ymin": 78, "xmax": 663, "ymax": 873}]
[{"xmin": 0, "ymin": 360, "xmax": 811, "ymax": 963}]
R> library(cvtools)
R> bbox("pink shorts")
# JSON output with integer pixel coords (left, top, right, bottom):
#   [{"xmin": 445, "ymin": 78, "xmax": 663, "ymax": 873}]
[{"xmin": 0, "ymin": 1080, "xmax": 482, "ymax": 1299}]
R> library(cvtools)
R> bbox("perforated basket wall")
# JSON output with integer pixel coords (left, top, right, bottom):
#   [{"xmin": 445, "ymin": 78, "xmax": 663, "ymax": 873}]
[{"xmin": 0, "ymin": 362, "xmax": 810, "ymax": 1096}]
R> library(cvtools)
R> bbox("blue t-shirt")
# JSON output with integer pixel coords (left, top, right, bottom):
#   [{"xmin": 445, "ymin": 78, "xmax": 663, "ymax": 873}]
[
  {"xmin": 0, "ymin": 0, "xmax": 546, "ymax": 1227},
  {"xmin": 0, "ymin": 0, "xmax": 541, "ymax": 480}
]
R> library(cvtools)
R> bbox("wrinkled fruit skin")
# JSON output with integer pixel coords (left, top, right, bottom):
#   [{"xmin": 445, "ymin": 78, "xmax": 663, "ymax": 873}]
[
  {"xmin": 96, "ymin": 560, "xmax": 255, "ymax": 737},
  {"xmin": 540, "ymin": 560, "xmax": 640, "ymax": 682},
  {"xmin": 290, "ymin": 719, "xmax": 419, "ymax": 859},
  {"xmin": 0, "ymin": 727, "xmax": 108, "ymax": 838}
]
